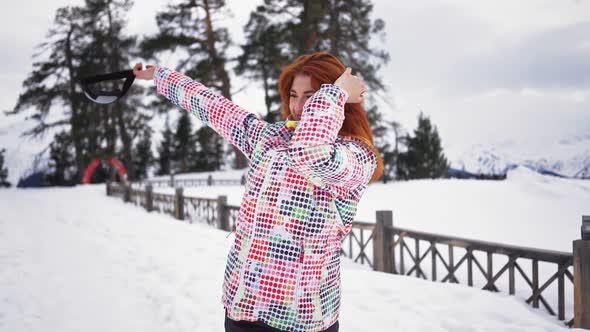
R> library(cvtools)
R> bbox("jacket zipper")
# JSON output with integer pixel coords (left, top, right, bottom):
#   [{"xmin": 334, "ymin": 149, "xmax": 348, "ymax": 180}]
[
  {"xmin": 271, "ymin": 146, "xmax": 305, "ymax": 323},
  {"xmin": 293, "ymin": 241, "xmax": 304, "ymax": 319}
]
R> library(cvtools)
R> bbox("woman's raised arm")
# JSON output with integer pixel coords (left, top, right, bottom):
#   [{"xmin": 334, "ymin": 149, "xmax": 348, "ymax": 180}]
[{"xmin": 133, "ymin": 63, "xmax": 269, "ymax": 161}]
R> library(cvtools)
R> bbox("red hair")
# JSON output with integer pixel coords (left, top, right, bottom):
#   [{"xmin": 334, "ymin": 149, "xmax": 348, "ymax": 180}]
[{"xmin": 278, "ymin": 52, "xmax": 384, "ymax": 182}]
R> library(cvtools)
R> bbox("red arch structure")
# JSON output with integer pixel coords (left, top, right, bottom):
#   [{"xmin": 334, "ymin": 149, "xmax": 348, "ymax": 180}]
[{"xmin": 82, "ymin": 157, "xmax": 128, "ymax": 184}]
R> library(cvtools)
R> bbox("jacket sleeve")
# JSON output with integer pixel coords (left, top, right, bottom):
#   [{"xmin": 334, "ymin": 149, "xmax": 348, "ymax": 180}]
[
  {"xmin": 153, "ymin": 66, "xmax": 269, "ymax": 160},
  {"xmin": 287, "ymin": 84, "xmax": 377, "ymax": 189}
]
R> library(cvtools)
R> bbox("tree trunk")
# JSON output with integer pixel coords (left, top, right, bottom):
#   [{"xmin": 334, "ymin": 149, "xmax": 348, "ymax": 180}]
[
  {"xmin": 203, "ymin": 0, "xmax": 247, "ymax": 169},
  {"xmin": 106, "ymin": 0, "xmax": 135, "ymax": 180},
  {"xmin": 299, "ymin": 0, "xmax": 325, "ymax": 53},
  {"xmin": 328, "ymin": 0, "xmax": 341, "ymax": 56},
  {"xmin": 65, "ymin": 27, "xmax": 85, "ymax": 182}
]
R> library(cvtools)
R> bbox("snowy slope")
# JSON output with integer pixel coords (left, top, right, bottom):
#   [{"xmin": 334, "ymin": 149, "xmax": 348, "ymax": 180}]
[{"xmin": 0, "ymin": 185, "xmax": 579, "ymax": 332}]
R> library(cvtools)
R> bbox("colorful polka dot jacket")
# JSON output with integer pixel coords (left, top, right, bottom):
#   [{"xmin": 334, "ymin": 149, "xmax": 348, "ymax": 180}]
[{"xmin": 154, "ymin": 66, "xmax": 377, "ymax": 332}]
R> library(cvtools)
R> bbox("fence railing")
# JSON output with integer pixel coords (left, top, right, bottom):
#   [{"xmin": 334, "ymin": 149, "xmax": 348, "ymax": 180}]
[
  {"xmin": 340, "ymin": 221, "xmax": 376, "ymax": 267},
  {"xmin": 132, "ymin": 174, "xmax": 246, "ymax": 189},
  {"xmin": 106, "ymin": 181, "xmax": 590, "ymax": 329},
  {"xmin": 370, "ymin": 211, "xmax": 579, "ymax": 325}
]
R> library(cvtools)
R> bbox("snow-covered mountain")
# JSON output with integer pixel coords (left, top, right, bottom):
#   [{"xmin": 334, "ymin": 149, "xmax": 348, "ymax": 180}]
[{"xmin": 447, "ymin": 134, "xmax": 590, "ymax": 178}]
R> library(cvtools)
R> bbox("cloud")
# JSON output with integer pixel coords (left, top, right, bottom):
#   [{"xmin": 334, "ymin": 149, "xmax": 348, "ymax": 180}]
[
  {"xmin": 455, "ymin": 22, "xmax": 590, "ymax": 94},
  {"xmin": 2, "ymin": 0, "xmax": 589, "ymax": 166},
  {"xmin": 372, "ymin": 1, "xmax": 590, "ymax": 94},
  {"xmin": 368, "ymin": 0, "xmax": 590, "ymax": 152},
  {"xmin": 373, "ymin": 1, "xmax": 494, "ymax": 92}
]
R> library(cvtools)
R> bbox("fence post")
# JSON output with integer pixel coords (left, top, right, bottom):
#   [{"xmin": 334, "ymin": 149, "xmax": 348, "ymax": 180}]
[
  {"xmin": 123, "ymin": 183, "xmax": 131, "ymax": 203},
  {"xmin": 217, "ymin": 195, "xmax": 230, "ymax": 231},
  {"xmin": 145, "ymin": 184, "xmax": 153, "ymax": 212},
  {"xmin": 169, "ymin": 171, "xmax": 175, "ymax": 188},
  {"xmin": 175, "ymin": 187, "xmax": 184, "ymax": 220},
  {"xmin": 106, "ymin": 181, "xmax": 111, "ymax": 196},
  {"xmin": 373, "ymin": 210, "xmax": 394, "ymax": 274},
  {"xmin": 574, "ymin": 215, "xmax": 590, "ymax": 328}
]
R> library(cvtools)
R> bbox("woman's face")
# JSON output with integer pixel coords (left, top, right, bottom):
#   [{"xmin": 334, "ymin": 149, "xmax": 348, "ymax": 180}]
[{"xmin": 289, "ymin": 74, "xmax": 316, "ymax": 121}]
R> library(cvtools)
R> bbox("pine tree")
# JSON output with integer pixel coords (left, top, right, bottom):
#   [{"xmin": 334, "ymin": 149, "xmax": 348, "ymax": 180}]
[
  {"xmin": 381, "ymin": 120, "xmax": 407, "ymax": 182},
  {"xmin": 235, "ymin": 6, "xmax": 290, "ymax": 122},
  {"xmin": 397, "ymin": 113, "xmax": 449, "ymax": 179},
  {"xmin": 194, "ymin": 126, "xmax": 224, "ymax": 171},
  {"xmin": 325, "ymin": 0, "xmax": 389, "ymax": 90},
  {"xmin": 0, "ymin": 148, "xmax": 11, "ymax": 188},
  {"xmin": 241, "ymin": 0, "xmax": 389, "ymax": 91},
  {"xmin": 133, "ymin": 128, "xmax": 154, "ymax": 180},
  {"xmin": 238, "ymin": 0, "xmax": 393, "ymax": 168},
  {"xmin": 318, "ymin": 0, "xmax": 391, "ymax": 163},
  {"xmin": 173, "ymin": 111, "xmax": 198, "ymax": 173},
  {"xmin": 9, "ymin": 1, "xmax": 150, "ymax": 183},
  {"xmin": 8, "ymin": 6, "xmax": 88, "ymax": 180},
  {"xmin": 140, "ymin": 0, "xmax": 247, "ymax": 169},
  {"xmin": 156, "ymin": 117, "xmax": 174, "ymax": 176},
  {"xmin": 141, "ymin": 0, "xmax": 232, "ymax": 96},
  {"xmin": 235, "ymin": 0, "xmax": 311, "ymax": 121},
  {"xmin": 47, "ymin": 131, "xmax": 76, "ymax": 186},
  {"xmin": 81, "ymin": 0, "xmax": 147, "ymax": 181}
]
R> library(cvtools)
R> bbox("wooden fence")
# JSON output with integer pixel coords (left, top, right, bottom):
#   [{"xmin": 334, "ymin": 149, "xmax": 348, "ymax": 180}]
[{"xmin": 106, "ymin": 181, "xmax": 590, "ymax": 329}]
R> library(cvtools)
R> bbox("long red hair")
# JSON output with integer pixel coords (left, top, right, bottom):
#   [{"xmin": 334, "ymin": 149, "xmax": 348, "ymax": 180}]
[{"xmin": 278, "ymin": 52, "xmax": 384, "ymax": 182}]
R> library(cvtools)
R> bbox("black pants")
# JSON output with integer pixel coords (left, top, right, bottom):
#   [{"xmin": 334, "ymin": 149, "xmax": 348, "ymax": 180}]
[{"xmin": 224, "ymin": 315, "xmax": 339, "ymax": 332}]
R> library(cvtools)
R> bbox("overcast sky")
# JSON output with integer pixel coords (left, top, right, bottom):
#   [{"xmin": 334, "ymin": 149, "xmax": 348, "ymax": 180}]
[{"xmin": 1, "ymin": 0, "xmax": 589, "ymax": 153}]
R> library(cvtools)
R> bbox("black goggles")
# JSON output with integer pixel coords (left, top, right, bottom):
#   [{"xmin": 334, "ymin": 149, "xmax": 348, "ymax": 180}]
[{"xmin": 80, "ymin": 70, "xmax": 135, "ymax": 104}]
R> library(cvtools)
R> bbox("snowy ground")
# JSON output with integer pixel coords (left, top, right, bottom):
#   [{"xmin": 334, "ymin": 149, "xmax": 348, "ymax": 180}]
[
  {"xmin": 151, "ymin": 166, "xmax": 590, "ymax": 323},
  {"xmin": 156, "ymin": 166, "xmax": 590, "ymax": 252},
  {"xmin": 0, "ymin": 184, "xmax": 584, "ymax": 331}
]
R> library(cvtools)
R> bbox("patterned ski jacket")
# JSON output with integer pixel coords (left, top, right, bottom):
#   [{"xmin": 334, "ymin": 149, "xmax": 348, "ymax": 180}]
[{"xmin": 154, "ymin": 66, "xmax": 377, "ymax": 332}]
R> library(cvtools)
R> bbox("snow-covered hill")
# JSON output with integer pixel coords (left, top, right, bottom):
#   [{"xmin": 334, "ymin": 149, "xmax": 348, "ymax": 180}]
[{"xmin": 0, "ymin": 184, "xmax": 582, "ymax": 331}]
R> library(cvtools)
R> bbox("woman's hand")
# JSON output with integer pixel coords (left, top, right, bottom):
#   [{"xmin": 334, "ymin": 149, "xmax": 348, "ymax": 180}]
[
  {"xmin": 334, "ymin": 67, "xmax": 367, "ymax": 103},
  {"xmin": 133, "ymin": 63, "xmax": 155, "ymax": 80}
]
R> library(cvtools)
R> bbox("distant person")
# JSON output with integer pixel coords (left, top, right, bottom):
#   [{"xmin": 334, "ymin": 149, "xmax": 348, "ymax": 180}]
[{"xmin": 134, "ymin": 52, "xmax": 383, "ymax": 332}]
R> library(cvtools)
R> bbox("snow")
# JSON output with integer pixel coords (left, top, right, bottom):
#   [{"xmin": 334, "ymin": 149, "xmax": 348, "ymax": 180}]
[
  {"xmin": 1, "ymin": 176, "xmax": 587, "ymax": 331},
  {"xmin": 152, "ymin": 166, "xmax": 590, "ymax": 323}
]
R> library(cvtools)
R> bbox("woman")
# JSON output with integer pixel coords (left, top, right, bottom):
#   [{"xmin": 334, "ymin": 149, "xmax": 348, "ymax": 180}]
[{"xmin": 134, "ymin": 52, "xmax": 384, "ymax": 332}]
